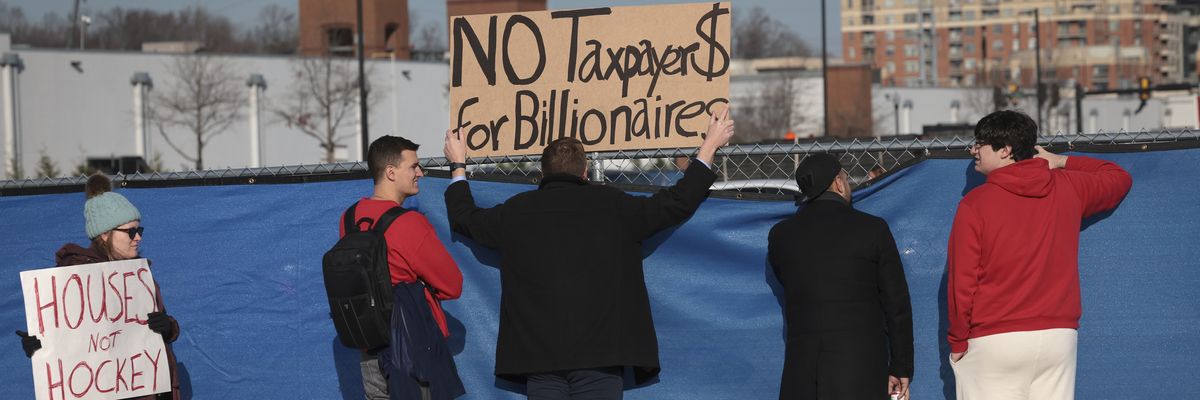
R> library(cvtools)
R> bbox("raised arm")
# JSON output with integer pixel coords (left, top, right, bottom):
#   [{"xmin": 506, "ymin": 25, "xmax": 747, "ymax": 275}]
[
  {"xmin": 629, "ymin": 106, "xmax": 735, "ymax": 238},
  {"xmin": 1035, "ymin": 146, "xmax": 1133, "ymax": 218},
  {"xmin": 443, "ymin": 129, "xmax": 506, "ymax": 249}
]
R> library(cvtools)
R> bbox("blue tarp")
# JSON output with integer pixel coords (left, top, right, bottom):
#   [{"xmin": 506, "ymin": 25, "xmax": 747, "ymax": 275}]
[{"xmin": 2, "ymin": 148, "xmax": 1198, "ymax": 399}]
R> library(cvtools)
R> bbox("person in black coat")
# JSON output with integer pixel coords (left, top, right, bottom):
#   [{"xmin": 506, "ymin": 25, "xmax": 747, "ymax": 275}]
[
  {"xmin": 441, "ymin": 109, "xmax": 735, "ymax": 400},
  {"xmin": 767, "ymin": 154, "xmax": 914, "ymax": 400}
]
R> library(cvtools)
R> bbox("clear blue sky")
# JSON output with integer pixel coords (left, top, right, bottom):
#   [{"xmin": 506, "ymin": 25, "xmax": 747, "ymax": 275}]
[{"xmin": 9, "ymin": 0, "xmax": 842, "ymax": 51}]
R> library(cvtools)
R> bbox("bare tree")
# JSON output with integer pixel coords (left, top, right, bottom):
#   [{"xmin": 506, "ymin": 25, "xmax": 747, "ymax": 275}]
[
  {"xmin": 273, "ymin": 56, "xmax": 380, "ymax": 163},
  {"xmin": 408, "ymin": 11, "xmax": 444, "ymax": 53},
  {"xmin": 246, "ymin": 5, "xmax": 297, "ymax": 54},
  {"xmin": 733, "ymin": 6, "xmax": 812, "ymax": 59},
  {"xmin": 735, "ymin": 72, "xmax": 807, "ymax": 143},
  {"xmin": 150, "ymin": 55, "xmax": 245, "ymax": 170}
]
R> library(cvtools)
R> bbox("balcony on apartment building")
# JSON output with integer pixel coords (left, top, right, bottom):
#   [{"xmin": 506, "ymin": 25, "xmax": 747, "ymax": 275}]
[{"xmin": 948, "ymin": 47, "xmax": 964, "ymax": 60}]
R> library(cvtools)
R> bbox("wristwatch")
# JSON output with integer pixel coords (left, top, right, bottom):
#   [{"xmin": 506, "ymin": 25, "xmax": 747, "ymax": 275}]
[{"xmin": 449, "ymin": 162, "xmax": 467, "ymax": 171}]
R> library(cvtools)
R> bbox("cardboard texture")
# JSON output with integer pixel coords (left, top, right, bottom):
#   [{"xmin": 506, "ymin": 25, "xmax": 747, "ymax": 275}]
[{"xmin": 450, "ymin": 2, "xmax": 732, "ymax": 157}]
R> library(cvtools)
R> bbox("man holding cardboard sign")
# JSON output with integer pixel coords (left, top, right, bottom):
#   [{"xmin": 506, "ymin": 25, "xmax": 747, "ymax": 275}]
[{"xmin": 442, "ymin": 105, "xmax": 733, "ymax": 399}]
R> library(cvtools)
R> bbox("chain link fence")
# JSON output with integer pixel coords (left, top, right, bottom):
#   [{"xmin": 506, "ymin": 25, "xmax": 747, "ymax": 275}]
[{"xmin": 4, "ymin": 130, "xmax": 1199, "ymax": 197}]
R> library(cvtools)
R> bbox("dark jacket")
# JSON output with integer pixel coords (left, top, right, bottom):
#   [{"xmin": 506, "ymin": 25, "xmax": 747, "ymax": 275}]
[
  {"xmin": 382, "ymin": 282, "xmax": 465, "ymax": 400},
  {"xmin": 444, "ymin": 161, "xmax": 717, "ymax": 383},
  {"xmin": 767, "ymin": 196, "xmax": 913, "ymax": 400},
  {"xmin": 55, "ymin": 244, "xmax": 181, "ymax": 400}
]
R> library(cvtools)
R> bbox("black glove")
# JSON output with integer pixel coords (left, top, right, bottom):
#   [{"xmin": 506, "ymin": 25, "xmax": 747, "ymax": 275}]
[
  {"xmin": 146, "ymin": 312, "xmax": 176, "ymax": 340},
  {"xmin": 15, "ymin": 330, "xmax": 41, "ymax": 358}
]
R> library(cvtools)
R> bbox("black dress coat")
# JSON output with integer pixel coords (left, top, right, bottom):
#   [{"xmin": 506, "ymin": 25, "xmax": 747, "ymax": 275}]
[
  {"xmin": 444, "ymin": 161, "xmax": 717, "ymax": 383},
  {"xmin": 767, "ymin": 196, "xmax": 914, "ymax": 400}
]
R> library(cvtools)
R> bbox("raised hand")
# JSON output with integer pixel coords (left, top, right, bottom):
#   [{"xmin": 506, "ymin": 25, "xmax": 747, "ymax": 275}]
[{"xmin": 698, "ymin": 106, "xmax": 735, "ymax": 164}]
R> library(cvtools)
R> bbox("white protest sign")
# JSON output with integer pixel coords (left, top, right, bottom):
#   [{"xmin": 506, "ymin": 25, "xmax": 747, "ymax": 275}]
[{"xmin": 20, "ymin": 258, "xmax": 171, "ymax": 400}]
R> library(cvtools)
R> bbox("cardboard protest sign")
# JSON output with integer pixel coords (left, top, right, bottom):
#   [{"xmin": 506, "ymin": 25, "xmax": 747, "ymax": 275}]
[
  {"xmin": 19, "ymin": 259, "xmax": 170, "ymax": 400},
  {"xmin": 450, "ymin": 2, "xmax": 732, "ymax": 157}
]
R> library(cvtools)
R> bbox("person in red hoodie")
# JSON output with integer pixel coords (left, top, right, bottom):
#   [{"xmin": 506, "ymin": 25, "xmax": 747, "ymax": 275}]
[
  {"xmin": 947, "ymin": 110, "xmax": 1132, "ymax": 400},
  {"xmin": 341, "ymin": 135, "xmax": 465, "ymax": 400}
]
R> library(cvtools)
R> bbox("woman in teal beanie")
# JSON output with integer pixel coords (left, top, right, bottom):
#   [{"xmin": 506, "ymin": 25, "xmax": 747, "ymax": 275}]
[{"xmin": 15, "ymin": 174, "xmax": 182, "ymax": 400}]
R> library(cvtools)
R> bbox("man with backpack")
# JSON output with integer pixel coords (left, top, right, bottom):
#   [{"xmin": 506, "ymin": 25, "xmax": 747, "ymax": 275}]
[{"xmin": 333, "ymin": 135, "xmax": 465, "ymax": 400}]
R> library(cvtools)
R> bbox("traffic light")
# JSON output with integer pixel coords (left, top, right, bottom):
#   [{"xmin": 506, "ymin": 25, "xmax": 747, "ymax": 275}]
[
  {"xmin": 1008, "ymin": 83, "xmax": 1019, "ymax": 95},
  {"xmin": 1138, "ymin": 76, "xmax": 1151, "ymax": 101}
]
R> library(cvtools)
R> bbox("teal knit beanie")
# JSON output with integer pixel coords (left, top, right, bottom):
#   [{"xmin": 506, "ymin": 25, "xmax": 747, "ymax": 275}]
[{"xmin": 84, "ymin": 175, "xmax": 141, "ymax": 239}]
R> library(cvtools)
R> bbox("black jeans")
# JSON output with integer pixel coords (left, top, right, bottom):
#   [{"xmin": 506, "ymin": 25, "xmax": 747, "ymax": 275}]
[{"xmin": 526, "ymin": 367, "xmax": 624, "ymax": 400}]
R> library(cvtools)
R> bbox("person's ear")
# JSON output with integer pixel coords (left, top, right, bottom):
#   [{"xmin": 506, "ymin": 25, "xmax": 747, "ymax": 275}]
[
  {"xmin": 385, "ymin": 165, "xmax": 396, "ymax": 182},
  {"xmin": 1000, "ymin": 145, "xmax": 1014, "ymax": 160}
]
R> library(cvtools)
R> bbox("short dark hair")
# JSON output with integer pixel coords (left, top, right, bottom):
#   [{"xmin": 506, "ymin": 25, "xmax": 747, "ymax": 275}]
[
  {"xmin": 367, "ymin": 135, "xmax": 420, "ymax": 183},
  {"xmin": 974, "ymin": 110, "xmax": 1037, "ymax": 161},
  {"xmin": 541, "ymin": 137, "xmax": 586, "ymax": 177}
]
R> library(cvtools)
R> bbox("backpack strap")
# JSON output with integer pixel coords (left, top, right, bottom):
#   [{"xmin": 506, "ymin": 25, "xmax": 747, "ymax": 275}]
[
  {"xmin": 371, "ymin": 206, "xmax": 410, "ymax": 236},
  {"xmin": 342, "ymin": 203, "xmax": 360, "ymax": 233}
]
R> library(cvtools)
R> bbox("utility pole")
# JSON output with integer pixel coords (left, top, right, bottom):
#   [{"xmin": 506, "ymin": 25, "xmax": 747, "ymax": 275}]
[
  {"xmin": 821, "ymin": 0, "xmax": 829, "ymax": 137},
  {"xmin": 1034, "ymin": 8, "xmax": 1043, "ymax": 132},
  {"xmin": 356, "ymin": 0, "xmax": 370, "ymax": 161}
]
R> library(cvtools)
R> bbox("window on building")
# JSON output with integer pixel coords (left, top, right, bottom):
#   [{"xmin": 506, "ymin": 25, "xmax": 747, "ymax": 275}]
[
  {"xmin": 965, "ymin": 59, "xmax": 976, "ymax": 70},
  {"xmin": 993, "ymin": 39, "xmax": 1004, "ymax": 50},
  {"xmin": 1004, "ymin": 9, "xmax": 1014, "ymax": 17},
  {"xmin": 965, "ymin": 43, "xmax": 975, "ymax": 53},
  {"xmin": 384, "ymin": 23, "xmax": 400, "ymax": 51},
  {"xmin": 905, "ymin": 44, "xmax": 918, "ymax": 56},
  {"xmin": 849, "ymin": 47, "xmax": 857, "ymax": 58},
  {"xmin": 887, "ymin": 45, "xmax": 896, "ymax": 56},
  {"xmin": 1013, "ymin": 41, "xmax": 1019, "ymax": 50},
  {"xmin": 904, "ymin": 13, "xmax": 918, "ymax": 23},
  {"xmin": 847, "ymin": 0, "xmax": 853, "ymax": 9},
  {"xmin": 1110, "ymin": 5, "xmax": 1120, "ymax": 13},
  {"xmin": 1028, "ymin": 38, "xmax": 1036, "ymax": 49},
  {"xmin": 863, "ymin": 15, "xmax": 875, "ymax": 25},
  {"xmin": 993, "ymin": 24, "xmax": 1003, "ymax": 33},
  {"xmin": 1110, "ymin": 20, "xmax": 1120, "ymax": 32},
  {"xmin": 906, "ymin": 60, "xmax": 920, "ymax": 72},
  {"xmin": 1013, "ymin": 23, "xmax": 1019, "ymax": 33},
  {"xmin": 326, "ymin": 27, "xmax": 355, "ymax": 55},
  {"xmin": 966, "ymin": 27, "xmax": 976, "ymax": 36},
  {"xmin": 885, "ymin": 0, "xmax": 895, "ymax": 6},
  {"xmin": 887, "ymin": 62, "xmax": 897, "ymax": 73},
  {"xmin": 885, "ymin": 15, "xmax": 895, "ymax": 24},
  {"xmin": 887, "ymin": 30, "xmax": 896, "ymax": 40}
]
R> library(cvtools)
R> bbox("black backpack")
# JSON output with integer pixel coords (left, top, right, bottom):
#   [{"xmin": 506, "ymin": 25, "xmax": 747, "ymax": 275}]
[{"xmin": 323, "ymin": 203, "xmax": 407, "ymax": 350}]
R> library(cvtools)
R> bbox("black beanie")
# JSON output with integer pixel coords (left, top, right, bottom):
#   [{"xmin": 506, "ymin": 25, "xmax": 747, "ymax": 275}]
[{"xmin": 794, "ymin": 153, "xmax": 842, "ymax": 202}]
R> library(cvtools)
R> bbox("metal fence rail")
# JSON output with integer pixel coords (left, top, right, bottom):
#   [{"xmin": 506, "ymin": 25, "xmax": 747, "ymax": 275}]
[{"xmin": 4, "ymin": 130, "xmax": 1199, "ymax": 196}]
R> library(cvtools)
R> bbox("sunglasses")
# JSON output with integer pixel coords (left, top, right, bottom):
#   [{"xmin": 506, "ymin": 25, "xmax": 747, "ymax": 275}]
[{"xmin": 113, "ymin": 226, "xmax": 144, "ymax": 239}]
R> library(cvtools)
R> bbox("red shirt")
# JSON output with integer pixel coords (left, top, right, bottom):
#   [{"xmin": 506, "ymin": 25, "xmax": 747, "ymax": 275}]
[
  {"xmin": 947, "ymin": 156, "xmax": 1131, "ymax": 353},
  {"xmin": 339, "ymin": 198, "xmax": 463, "ymax": 337}
]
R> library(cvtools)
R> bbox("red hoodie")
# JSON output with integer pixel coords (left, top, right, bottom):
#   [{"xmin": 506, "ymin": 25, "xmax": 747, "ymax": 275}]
[
  {"xmin": 340, "ymin": 198, "xmax": 464, "ymax": 337},
  {"xmin": 947, "ymin": 156, "xmax": 1132, "ymax": 353}
]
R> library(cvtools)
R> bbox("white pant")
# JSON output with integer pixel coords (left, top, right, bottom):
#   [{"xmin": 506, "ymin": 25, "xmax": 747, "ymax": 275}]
[{"xmin": 950, "ymin": 328, "xmax": 1078, "ymax": 400}]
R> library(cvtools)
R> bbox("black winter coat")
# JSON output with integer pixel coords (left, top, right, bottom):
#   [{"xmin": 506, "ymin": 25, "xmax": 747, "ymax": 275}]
[
  {"xmin": 767, "ymin": 197, "xmax": 914, "ymax": 400},
  {"xmin": 444, "ymin": 162, "xmax": 717, "ymax": 383}
]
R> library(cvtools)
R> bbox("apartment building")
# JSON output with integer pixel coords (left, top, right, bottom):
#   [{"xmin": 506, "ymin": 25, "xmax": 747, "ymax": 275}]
[{"xmin": 842, "ymin": 0, "xmax": 1200, "ymax": 89}]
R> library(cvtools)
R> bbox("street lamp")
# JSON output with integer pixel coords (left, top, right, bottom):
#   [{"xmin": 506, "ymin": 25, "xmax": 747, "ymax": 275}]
[{"xmin": 130, "ymin": 72, "xmax": 153, "ymax": 159}]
